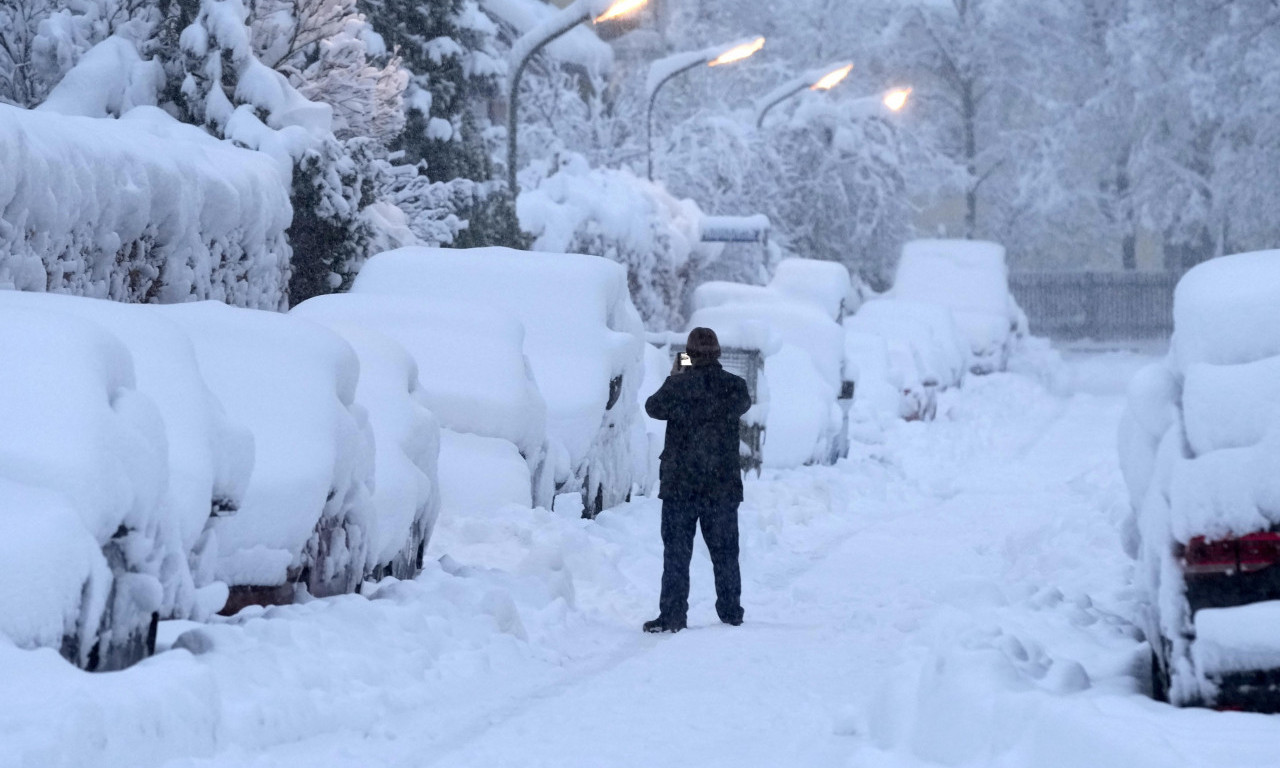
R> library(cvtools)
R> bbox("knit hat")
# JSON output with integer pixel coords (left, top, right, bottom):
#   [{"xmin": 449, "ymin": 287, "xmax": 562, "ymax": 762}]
[{"xmin": 686, "ymin": 327, "xmax": 721, "ymax": 361}]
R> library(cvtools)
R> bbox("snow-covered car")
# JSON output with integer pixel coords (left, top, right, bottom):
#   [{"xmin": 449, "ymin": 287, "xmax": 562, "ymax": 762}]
[
  {"xmin": 1120, "ymin": 251, "xmax": 1280, "ymax": 710},
  {"xmin": 351, "ymin": 246, "xmax": 645, "ymax": 518},
  {"xmin": 768, "ymin": 257, "xmax": 861, "ymax": 320},
  {"xmin": 0, "ymin": 291, "xmax": 252, "ymax": 620},
  {"xmin": 688, "ymin": 299, "xmax": 845, "ymax": 469},
  {"xmin": 845, "ymin": 298, "xmax": 968, "ymax": 420},
  {"xmin": 289, "ymin": 292, "xmax": 550, "ymax": 519},
  {"xmin": 0, "ymin": 302, "xmax": 174, "ymax": 670},
  {"xmin": 891, "ymin": 239, "xmax": 1023, "ymax": 374},
  {"xmin": 159, "ymin": 302, "xmax": 375, "ymax": 613},
  {"xmin": 289, "ymin": 301, "xmax": 443, "ymax": 581}
]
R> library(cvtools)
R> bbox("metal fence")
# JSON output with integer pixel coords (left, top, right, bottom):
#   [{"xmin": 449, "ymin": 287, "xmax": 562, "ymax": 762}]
[{"xmin": 1009, "ymin": 271, "xmax": 1179, "ymax": 340}]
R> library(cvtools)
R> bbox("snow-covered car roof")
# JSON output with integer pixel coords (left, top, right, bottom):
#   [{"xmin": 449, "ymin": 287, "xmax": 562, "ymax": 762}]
[{"xmin": 351, "ymin": 246, "xmax": 643, "ymax": 467}]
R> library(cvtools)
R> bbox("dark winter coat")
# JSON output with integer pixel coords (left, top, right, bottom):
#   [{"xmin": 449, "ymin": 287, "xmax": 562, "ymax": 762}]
[{"xmin": 645, "ymin": 362, "xmax": 752, "ymax": 503}]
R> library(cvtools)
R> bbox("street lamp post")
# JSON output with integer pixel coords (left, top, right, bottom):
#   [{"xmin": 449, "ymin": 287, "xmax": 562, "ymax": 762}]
[
  {"xmin": 753, "ymin": 62, "xmax": 854, "ymax": 129},
  {"xmin": 645, "ymin": 36, "xmax": 766, "ymax": 181},
  {"xmin": 506, "ymin": 0, "xmax": 648, "ymax": 197}
]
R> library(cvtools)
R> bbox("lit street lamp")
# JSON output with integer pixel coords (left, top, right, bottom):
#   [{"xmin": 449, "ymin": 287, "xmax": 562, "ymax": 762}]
[
  {"xmin": 645, "ymin": 36, "xmax": 766, "ymax": 181},
  {"xmin": 506, "ymin": 0, "xmax": 649, "ymax": 197},
  {"xmin": 753, "ymin": 62, "xmax": 854, "ymax": 129}
]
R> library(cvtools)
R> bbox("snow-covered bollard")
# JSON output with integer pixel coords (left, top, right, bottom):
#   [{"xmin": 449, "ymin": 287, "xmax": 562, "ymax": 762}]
[
  {"xmin": 159, "ymin": 302, "xmax": 375, "ymax": 612},
  {"xmin": 0, "ymin": 303, "xmax": 173, "ymax": 670}
]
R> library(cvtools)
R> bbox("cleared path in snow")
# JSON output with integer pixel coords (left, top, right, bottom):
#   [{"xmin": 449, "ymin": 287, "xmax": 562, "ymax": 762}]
[{"xmin": 107, "ymin": 352, "xmax": 1277, "ymax": 768}]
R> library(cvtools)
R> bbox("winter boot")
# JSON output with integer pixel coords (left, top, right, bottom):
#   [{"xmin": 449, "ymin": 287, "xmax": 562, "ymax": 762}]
[{"xmin": 642, "ymin": 616, "xmax": 686, "ymax": 633}]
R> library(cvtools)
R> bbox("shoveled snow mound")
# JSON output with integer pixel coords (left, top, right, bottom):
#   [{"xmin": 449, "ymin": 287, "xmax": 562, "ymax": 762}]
[
  {"xmin": 437, "ymin": 430, "xmax": 534, "ymax": 517},
  {"xmin": 352, "ymin": 246, "xmax": 645, "ymax": 511},
  {"xmin": 0, "ymin": 103, "xmax": 292, "ymax": 309},
  {"xmin": 0, "ymin": 303, "xmax": 171, "ymax": 668},
  {"xmin": 0, "ymin": 291, "xmax": 252, "ymax": 617},
  {"xmin": 158, "ymin": 302, "xmax": 374, "ymax": 596},
  {"xmin": 288, "ymin": 304, "xmax": 442, "ymax": 576},
  {"xmin": 282, "ymin": 292, "xmax": 550, "ymax": 508}
]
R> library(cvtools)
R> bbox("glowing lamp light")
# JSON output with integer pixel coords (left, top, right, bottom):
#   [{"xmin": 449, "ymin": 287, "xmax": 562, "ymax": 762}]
[
  {"xmin": 709, "ymin": 37, "xmax": 766, "ymax": 67},
  {"xmin": 595, "ymin": 0, "xmax": 648, "ymax": 23},
  {"xmin": 883, "ymin": 87, "xmax": 912, "ymax": 112},
  {"xmin": 810, "ymin": 63, "xmax": 853, "ymax": 92}
]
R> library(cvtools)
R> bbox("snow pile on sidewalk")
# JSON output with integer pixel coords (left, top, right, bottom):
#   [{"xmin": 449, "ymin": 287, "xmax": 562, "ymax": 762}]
[
  {"xmin": 0, "ymin": 103, "xmax": 292, "ymax": 309},
  {"xmin": 352, "ymin": 246, "xmax": 647, "ymax": 514},
  {"xmin": 1119, "ymin": 250, "xmax": 1280, "ymax": 703}
]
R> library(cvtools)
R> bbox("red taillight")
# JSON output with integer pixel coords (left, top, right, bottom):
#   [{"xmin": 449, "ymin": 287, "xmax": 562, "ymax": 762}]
[
  {"xmin": 1238, "ymin": 532, "xmax": 1280, "ymax": 573},
  {"xmin": 1183, "ymin": 536, "xmax": 1239, "ymax": 575},
  {"xmin": 1181, "ymin": 532, "xmax": 1280, "ymax": 575}
]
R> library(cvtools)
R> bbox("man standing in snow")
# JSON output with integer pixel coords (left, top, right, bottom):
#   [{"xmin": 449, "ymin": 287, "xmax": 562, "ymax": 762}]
[{"xmin": 643, "ymin": 327, "xmax": 752, "ymax": 633}]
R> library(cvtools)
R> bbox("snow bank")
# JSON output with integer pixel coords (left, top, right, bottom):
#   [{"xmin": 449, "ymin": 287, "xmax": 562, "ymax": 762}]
[
  {"xmin": 0, "ymin": 103, "xmax": 292, "ymax": 309},
  {"xmin": 352, "ymin": 246, "xmax": 645, "ymax": 514},
  {"xmin": 1120, "ymin": 250, "xmax": 1280, "ymax": 705},
  {"xmin": 438, "ymin": 430, "xmax": 534, "ymax": 517},
  {"xmin": 893, "ymin": 239, "xmax": 1019, "ymax": 373},
  {"xmin": 158, "ymin": 303, "xmax": 374, "ymax": 598},
  {"xmin": 289, "ymin": 302, "xmax": 443, "ymax": 579},
  {"xmin": 0, "ymin": 303, "xmax": 171, "ymax": 669},
  {"xmin": 517, "ymin": 152, "xmax": 706, "ymax": 330}
]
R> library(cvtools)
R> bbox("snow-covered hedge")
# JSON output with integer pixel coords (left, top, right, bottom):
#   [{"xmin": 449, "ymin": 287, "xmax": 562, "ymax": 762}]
[
  {"xmin": 352, "ymin": 246, "xmax": 646, "ymax": 516},
  {"xmin": 0, "ymin": 302, "xmax": 174, "ymax": 670},
  {"xmin": 288, "ymin": 306, "xmax": 442, "ymax": 579},
  {"xmin": 1119, "ymin": 250, "xmax": 1280, "ymax": 706},
  {"xmin": 158, "ymin": 303, "xmax": 375, "ymax": 604},
  {"xmin": 891, "ymin": 239, "xmax": 1023, "ymax": 375},
  {"xmin": 517, "ymin": 153, "xmax": 707, "ymax": 331},
  {"xmin": 0, "ymin": 104, "xmax": 292, "ymax": 309}
]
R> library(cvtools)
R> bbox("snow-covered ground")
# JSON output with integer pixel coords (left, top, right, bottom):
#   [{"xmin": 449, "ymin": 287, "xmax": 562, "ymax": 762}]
[{"xmin": 8, "ymin": 348, "xmax": 1280, "ymax": 768}]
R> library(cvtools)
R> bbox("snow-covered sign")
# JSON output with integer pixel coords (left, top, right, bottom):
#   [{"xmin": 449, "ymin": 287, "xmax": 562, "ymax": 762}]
[
  {"xmin": 700, "ymin": 215, "xmax": 771, "ymax": 244},
  {"xmin": 352, "ymin": 246, "xmax": 645, "ymax": 518}
]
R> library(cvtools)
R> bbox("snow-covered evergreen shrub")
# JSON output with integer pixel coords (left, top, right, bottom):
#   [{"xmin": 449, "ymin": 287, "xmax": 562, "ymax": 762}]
[
  {"xmin": 0, "ymin": 102, "xmax": 292, "ymax": 308},
  {"xmin": 518, "ymin": 153, "xmax": 707, "ymax": 331}
]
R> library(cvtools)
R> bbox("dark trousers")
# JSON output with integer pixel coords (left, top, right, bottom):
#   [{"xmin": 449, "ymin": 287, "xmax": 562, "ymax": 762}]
[{"xmin": 658, "ymin": 499, "xmax": 743, "ymax": 624}]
